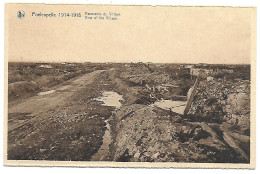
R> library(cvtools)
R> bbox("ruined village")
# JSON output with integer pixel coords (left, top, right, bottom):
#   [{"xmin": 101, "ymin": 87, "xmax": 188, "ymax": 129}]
[{"xmin": 8, "ymin": 62, "xmax": 250, "ymax": 163}]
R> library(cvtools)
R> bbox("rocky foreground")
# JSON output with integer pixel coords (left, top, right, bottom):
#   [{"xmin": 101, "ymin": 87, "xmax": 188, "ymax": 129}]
[{"xmin": 108, "ymin": 66, "xmax": 250, "ymax": 163}]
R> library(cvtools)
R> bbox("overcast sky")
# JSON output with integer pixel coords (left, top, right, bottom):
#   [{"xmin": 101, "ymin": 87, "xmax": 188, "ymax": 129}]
[{"xmin": 6, "ymin": 4, "xmax": 255, "ymax": 64}]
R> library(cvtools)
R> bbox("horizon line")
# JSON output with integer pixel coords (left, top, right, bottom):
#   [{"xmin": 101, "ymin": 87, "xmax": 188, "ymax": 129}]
[{"xmin": 8, "ymin": 61, "xmax": 251, "ymax": 65}]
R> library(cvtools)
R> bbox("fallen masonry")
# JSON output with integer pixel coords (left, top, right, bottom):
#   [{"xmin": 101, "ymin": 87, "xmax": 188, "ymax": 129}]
[{"xmin": 108, "ymin": 70, "xmax": 250, "ymax": 163}]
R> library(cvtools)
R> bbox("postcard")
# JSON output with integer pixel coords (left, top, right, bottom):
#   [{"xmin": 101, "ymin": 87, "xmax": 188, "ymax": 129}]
[{"xmin": 4, "ymin": 3, "xmax": 256, "ymax": 168}]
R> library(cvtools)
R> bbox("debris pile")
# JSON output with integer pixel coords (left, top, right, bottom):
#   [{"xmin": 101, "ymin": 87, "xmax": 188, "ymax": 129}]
[
  {"xmin": 110, "ymin": 75, "xmax": 250, "ymax": 163},
  {"xmin": 115, "ymin": 66, "xmax": 192, "ymax": 104},
  {"xmin": 188, "ymin": 79, "xmax": 250, "ymax": 124},
  {"xmin": 110, "ymin": 105, "xmax": 242, "ymax": 162}
]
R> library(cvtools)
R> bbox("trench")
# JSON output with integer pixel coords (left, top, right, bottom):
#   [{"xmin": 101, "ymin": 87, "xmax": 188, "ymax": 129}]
[
  {"xmin": 90, "ymin": 90, "xmax": 189, "ymax": 160},
  {"xmin": 90, "ymin": 119, "xmax": 112, "ymax": 161},
  {"xmin": 90, "ymin": 91, "xmax": 123, "ymax": 161}
]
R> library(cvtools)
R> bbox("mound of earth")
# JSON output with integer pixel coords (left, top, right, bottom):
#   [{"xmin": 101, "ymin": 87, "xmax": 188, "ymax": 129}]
[{"xmin": 109, "ymin": 104, "xmax": 247, "ymax": 163}]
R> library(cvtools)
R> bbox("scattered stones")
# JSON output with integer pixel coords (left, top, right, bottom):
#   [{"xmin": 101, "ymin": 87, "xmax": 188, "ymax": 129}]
[
  {"xmin": 188, "ymin": 78, "xmax": 250, "ymax": 124},
  {"xmin": 207, "ymin": 76, "xmax": 214, "ymax": 82},
  {"xmin": 111, "ymin": 104, "xmax": 245, "ymax": 163},
  {"xmin": 40, "ymin": 149, "xmax": 47, "ymax": 153}
]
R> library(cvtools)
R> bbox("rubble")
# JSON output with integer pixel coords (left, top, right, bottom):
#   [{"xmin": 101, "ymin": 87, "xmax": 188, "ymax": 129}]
[
  {"xmin": 110, "ymin": 105, "xmax": 241, "ymax": 162},
  {"xmin": 188, "ymin": 79, "xmax": 250, "ymax": 124},
  {"xmin": 108, "ymin": 67, "xmax": 250, "ymax": 163}
]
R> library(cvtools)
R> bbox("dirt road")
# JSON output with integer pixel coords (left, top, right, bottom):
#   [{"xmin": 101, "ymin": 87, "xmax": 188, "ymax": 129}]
[
  {"xmin": 9, "ymin": 70, "xmax": 105, "ymax": 114},
  {"xmin": 8, "ymin": 69, "xmax": 114, "ymax": 161}
]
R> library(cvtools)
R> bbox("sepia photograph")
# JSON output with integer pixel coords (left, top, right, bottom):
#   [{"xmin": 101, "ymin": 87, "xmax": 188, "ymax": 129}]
[{"xmin": 4, "ymin": 3, "xmax": 256, "ymax": 168}]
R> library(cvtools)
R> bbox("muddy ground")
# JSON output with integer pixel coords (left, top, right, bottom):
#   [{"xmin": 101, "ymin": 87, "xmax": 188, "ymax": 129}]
[{"xmin": 8, "ymin": 62, "xmax": 250, "ymax": 163}]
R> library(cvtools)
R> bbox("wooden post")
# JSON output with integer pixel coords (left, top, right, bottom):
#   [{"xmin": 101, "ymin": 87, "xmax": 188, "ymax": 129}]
[
  {"xmin": 169, "ymin": 108, "xmax": 173, "ymax": 121},
  {"xmin": 184, "ymin": 77, "xmax": 200, "ymax": 115}
]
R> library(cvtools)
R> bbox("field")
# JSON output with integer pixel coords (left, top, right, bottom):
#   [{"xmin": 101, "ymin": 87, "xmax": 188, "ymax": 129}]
[{"xmin": 7, "ymin": 62, "xmax": 250, "ymax": 163}]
